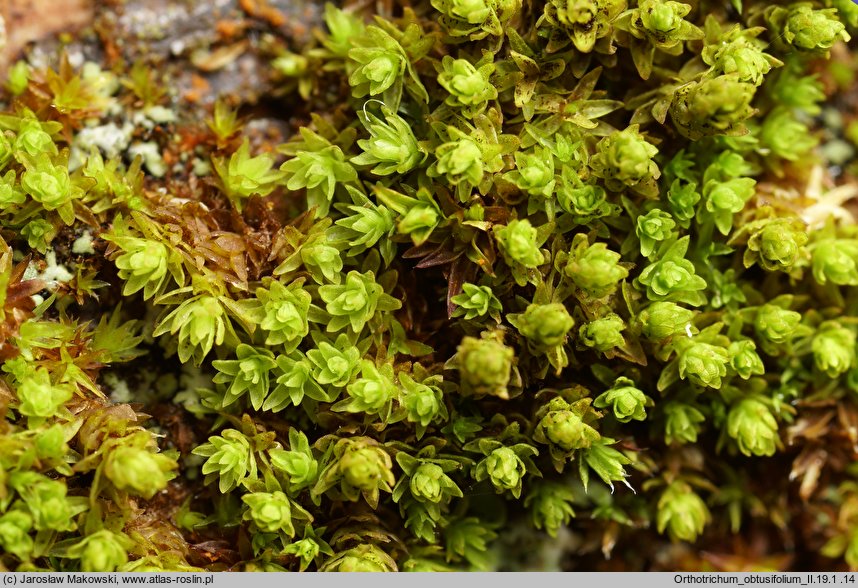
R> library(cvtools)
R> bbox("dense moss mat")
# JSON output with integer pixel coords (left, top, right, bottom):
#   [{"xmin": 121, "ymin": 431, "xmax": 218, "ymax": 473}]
[{"xmin": 0, "ymin": 0, "xmax": 857, "ymax": 572}]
